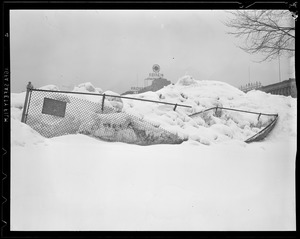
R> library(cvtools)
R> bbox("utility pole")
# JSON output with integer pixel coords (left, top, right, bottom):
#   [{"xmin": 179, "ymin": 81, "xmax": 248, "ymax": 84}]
[
  {"xmin": 248, "ymin": 65, "xmax": 250, "ymax": 84},
  {"xmin": 278, "ymin": 55, "xmax": 282, "ymax": 82}
]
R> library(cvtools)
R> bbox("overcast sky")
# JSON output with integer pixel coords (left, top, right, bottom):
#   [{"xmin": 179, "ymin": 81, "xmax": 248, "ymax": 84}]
[{"xmin": 10, "ymin": 10, "xmax": 295, "ymax": 93}]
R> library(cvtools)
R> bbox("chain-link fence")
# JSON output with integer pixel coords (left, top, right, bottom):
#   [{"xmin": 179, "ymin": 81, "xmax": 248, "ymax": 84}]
[{"xmin": 23, "ymin": 89, "xmax": 185, "ymax": 145}]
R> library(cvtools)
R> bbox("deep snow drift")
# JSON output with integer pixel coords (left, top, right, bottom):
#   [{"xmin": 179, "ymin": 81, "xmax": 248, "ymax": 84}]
[{"xmin": 10, "ymin": 76, "xmax": 297, "ymax": 231}]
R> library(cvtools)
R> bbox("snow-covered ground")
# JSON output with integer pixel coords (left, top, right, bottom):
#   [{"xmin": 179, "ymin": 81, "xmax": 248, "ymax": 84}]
[{"xmin": 10, "ymin": 76, "xmax": 297, "ymax": 231}]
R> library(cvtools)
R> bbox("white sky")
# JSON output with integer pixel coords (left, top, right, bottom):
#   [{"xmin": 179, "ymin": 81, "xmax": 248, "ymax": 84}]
[{"xmin": 10, "ymin": 10, "xmax": 295, "ymax": 93}]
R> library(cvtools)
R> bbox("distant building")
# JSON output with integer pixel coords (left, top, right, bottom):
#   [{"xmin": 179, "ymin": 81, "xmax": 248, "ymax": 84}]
[
  {"xmin": 258, "ymin": 78, "xmax": 297, "ymax": 98},
  {"xmin": 240, "ymin": 78, "xmax": 297, "ymax": 98},
  {"xmin": 122, "ymin": 64, "xmax": 171, "ymax": 95},
  {"xmin": 139, "ymin": 78, "xmax": 171, "ymax": 93}
]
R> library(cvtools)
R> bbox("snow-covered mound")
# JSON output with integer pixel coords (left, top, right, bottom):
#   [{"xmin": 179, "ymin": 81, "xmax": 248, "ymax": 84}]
[
  {"xmin": 121, "ymin": 76, "xmax": 296, "ymax": 145},
  {"xmin": 73, "ymin": 82, "xmax": 102, "ymax": 93},
  {"xmin": 11, "ymin": 92, "xmax": 26, "ymax": 110},
  {"xmin": 11, "ymin": 118, "xmax": 46, "ymax": 146},
  {"xmin": 39, "ymin": 85, "xmax": 60, "ymax": 91},
  {"xmin": 176, "ymin": 75, "xmax": 199, "ymax": 86}
]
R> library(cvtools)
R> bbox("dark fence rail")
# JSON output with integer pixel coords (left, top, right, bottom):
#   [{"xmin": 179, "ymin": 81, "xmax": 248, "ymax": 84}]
[
  {"xmin": 32, "ymin": 88, "xmax": 192, "ymax": 110},
  {"xmin": 189, "ymin": 106, "xmax": 278, "ymax": 118}
]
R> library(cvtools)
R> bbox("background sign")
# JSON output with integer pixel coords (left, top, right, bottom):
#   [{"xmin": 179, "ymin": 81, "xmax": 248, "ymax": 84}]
[
  {"xmin": 131, "ymin": 87, "xmax": 144, "ymax": 91},
  {"xmin": 149, "ymin": 72, "xmax": 164, "ymax": 78},
  {"xmin": 152, "ymin": 64, "xmax": 160, "ymax": 73}
]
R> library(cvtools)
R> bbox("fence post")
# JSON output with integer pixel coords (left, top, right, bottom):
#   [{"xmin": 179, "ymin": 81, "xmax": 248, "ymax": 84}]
[
  {"xmin": 21, "ymin": 82, "xmax": 33, "ymax": 123},
  {"xmin": 173, "ymin": 103, "xmax": 178, "ymax": 111},
  {"xmin": 257, "ymin": 113, "xmax": 262, "ymax": 121},
  {"xmin": 101, "ymin": 94, "xmax": 106, "ymax": 112}
]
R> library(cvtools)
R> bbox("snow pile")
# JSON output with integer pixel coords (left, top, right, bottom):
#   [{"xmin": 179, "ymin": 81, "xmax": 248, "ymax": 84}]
[
  {"xmin": 39, "ymin": 84, "xmax": 60, "ymax": 91},
  {"xmin": 121, "ymin": 76, "xmax": 292, "ymax": 145},
  {"xmin": 73, "ymin": 82, "xmax": 102, "ymax": 93},
  {"xmin": 176, "ymin": 75, "xmax": 199, "ymax": 86},
  {"xmin": 11, "ymin": 118, "xmax": 46, "ymax": 146},
  {"xmin": 11, "ymin": 92, "xmax": 26, "ymax": 110}
]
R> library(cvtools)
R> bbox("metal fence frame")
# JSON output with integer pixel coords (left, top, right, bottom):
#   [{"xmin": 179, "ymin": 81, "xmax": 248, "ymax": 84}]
[
  {"xmin": 189, "ymin": 106, "xmax": 279, "ymax": 143},
  {"xmin": 21, "ymin": 82, "xmax": 279, "ymax": 144},
  {"xmin": 21, "ymin": 89, "xmax": 192, "ymax": 124}
]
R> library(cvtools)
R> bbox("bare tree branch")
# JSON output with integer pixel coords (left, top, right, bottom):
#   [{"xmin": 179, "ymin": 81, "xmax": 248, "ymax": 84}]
[{"xmin": 224, "ymin": 10, "xmax": 295, "ymax": 61}]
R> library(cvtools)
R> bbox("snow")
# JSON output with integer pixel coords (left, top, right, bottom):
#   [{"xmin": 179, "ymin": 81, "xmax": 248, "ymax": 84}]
[
  {"xmin": 73, "ymin": 82, "xmax": 100, "ymax": 93},
  {"xmin": 10, "ymin": 75, "xmax": 296, "ymax": 231},
  {"xmin": 176, "ymin": 75, "xmax": 200, "ymax": 86},
  {"xmin": 38, "ymin": 84, "xmax": 60, "ymax": 91}
]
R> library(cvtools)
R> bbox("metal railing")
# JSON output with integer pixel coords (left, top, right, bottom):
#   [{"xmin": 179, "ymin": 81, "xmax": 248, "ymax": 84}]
[{"xmin": 30, "ymin": 88, "xmax": 192, "ymax": 111}]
